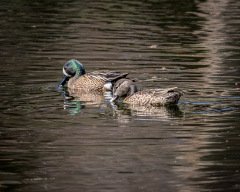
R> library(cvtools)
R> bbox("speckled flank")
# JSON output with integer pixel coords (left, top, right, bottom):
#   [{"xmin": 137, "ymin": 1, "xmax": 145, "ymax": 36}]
[
  {"xmin": 124, "ymin": 88, "xmax": 182, "ymax": 106},
  {"xmin": 68, "ymin": 74, "xmax": 106, "ymax": 91},
  {"xmin": 67, "ymin": 71, "xmax": 128, "ymax": 92}
]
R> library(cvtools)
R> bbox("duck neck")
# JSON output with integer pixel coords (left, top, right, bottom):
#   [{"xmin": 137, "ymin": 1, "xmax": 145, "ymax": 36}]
[{"xmin": 128, "ymin": 84, "xmax": 138, "ymax": 96}]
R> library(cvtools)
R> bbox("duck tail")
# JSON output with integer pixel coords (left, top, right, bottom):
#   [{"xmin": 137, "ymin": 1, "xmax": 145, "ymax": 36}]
[
  {"xmin": 159, "ymin": 87, "xmax": 183, "ymax": 105},
  {"xmin": 166, "ymin": 87, "xmax": 184, "ymax": 96}
]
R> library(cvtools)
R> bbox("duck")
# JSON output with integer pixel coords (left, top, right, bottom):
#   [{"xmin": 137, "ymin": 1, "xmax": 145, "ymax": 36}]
[
  {"xmin": 59, "ymin": 59, "xmax": 128, "ymax": 92},
  {"xmin": 111, "ymin": 79, "xmax": 183, "ymax": 106}
]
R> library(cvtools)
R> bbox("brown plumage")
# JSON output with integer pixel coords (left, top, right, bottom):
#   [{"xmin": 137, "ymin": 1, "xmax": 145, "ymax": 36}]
[
  {"xmin": 112, "ymin": 79, "xmax": 183, "ymax": 106},
  {"xmin": 68, "ymin": 71, "xmax": 128, "ymax": 91},
  {"xmin": 59, "ymin": 59, "xmax": 128, "ymax": 92}
]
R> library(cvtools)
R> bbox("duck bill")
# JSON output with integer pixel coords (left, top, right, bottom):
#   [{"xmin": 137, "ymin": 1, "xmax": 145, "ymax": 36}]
[
  {"xmin": 110, "ymin": 95, "xmax": 119, "ymax": 103},
  {"xmin": 59, "ymin": 75, "xmax": 69, "ymax": 87}
]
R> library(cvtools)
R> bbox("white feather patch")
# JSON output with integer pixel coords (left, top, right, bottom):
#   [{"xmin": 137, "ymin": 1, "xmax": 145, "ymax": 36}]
[{"xmin": 103, "ymin": 82, "xmax": 112, "ymax": 91}]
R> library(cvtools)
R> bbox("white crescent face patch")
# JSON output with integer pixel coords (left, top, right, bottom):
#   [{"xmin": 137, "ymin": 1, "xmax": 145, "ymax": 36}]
[{"xmin": 63, "ymin": 68, "xmax": 71, "ymax": 77}]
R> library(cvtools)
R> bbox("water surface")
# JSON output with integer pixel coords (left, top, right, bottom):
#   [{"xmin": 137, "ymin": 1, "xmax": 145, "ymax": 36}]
[{"xmin": 0, "ymin": 0, "xmax": 240, "ymax": 192}]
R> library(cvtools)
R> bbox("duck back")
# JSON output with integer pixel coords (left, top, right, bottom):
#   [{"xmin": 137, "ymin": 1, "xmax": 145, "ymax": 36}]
[{"xmin": 124, "ymin": 87, "xmax": 182, "ymax": 106}]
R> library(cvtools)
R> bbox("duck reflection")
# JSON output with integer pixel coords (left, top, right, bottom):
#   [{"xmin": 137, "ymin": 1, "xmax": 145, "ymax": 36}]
[
  {"xmin": 59, "ymin": 86, "xmax": 183, "ymax": 118},
  {"xmin": 60, "ymin": 87, "xmax": 110, "ymax": 115},
  {"xmin": 111, "ymin": 102, "xmax": 183, "ymax": 123},
  {"xmin": 67, "ymin": 88, "xmax": 106, "ymax": 103}
]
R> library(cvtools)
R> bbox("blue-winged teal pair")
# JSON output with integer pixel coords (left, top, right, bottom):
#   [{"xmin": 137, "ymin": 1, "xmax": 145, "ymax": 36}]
[{"xmin": 59, "ymin": 59, "xmax": 182, "ymax": 106}]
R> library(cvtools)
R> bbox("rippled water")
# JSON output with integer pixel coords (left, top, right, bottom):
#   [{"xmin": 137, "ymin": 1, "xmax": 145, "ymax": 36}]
[{"xmin": 0, "ymin": 0, "xmax": 240, "ymax": 192}]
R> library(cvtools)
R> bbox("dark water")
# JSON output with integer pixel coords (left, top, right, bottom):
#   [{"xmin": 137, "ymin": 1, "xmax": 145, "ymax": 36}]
[{"xmin": 0, "ymin": 0, "xmax": 240, "ymax": 191}]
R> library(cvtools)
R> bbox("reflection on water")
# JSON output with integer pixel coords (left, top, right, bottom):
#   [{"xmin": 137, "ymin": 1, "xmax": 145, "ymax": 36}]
[
  {"xmin": 61, "ymin": 86, "xmax": 184, "ymax": 119},
  {"xmin": 112, "ymin": 104, "xmax": 184, "ymax": 125},
  {"xmin": 0, "ymin": 0, "xmax": 240, "ymax": 192},
  {"xmin": 63, "ymin": 93, "xmax": 183, "ymax": 120}
]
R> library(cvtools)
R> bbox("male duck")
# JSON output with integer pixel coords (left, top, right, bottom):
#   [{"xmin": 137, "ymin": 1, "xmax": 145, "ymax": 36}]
[
  {"xmin": 111, "ymin": 79, "xmax": 182, "ymax": 106},
  {"xmin": 59, "ymin": 59, "xmax": 128, "ymax": 92}
]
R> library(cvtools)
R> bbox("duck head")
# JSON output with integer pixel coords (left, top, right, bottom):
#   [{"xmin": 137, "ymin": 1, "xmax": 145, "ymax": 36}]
[
  {"xmin": 111, "ymin": 79, "xmax": 138, "ymax": 102},
  {"xmin": 59, "ymin": 59, "xmax": 86, "ymax": 87}
]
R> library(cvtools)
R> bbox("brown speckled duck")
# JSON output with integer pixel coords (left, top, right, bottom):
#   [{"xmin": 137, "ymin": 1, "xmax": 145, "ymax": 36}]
[
  {"xmin": 111, "ymin": 79, "xmax": 182, "ymax": 106},
  {"xmin": 59, "ymin": 59, "xmax": 128, "ymax": 92}
]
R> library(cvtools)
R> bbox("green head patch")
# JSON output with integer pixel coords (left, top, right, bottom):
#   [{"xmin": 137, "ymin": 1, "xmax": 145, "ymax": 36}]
[{"xmin": 63, "ymin": 59, "xmax": 86, "ymax": 77}]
